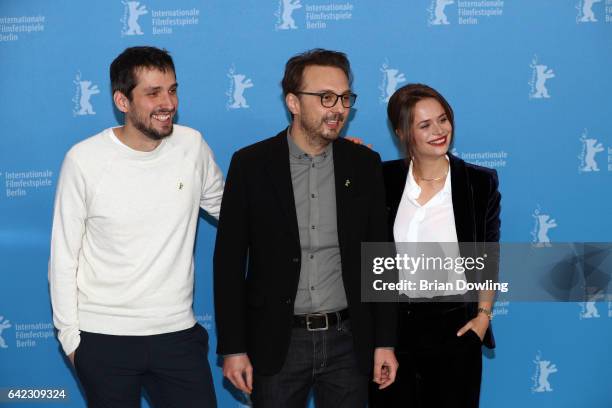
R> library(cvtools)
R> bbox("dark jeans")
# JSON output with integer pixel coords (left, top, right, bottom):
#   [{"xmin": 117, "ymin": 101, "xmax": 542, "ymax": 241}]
[
  {"xmin": 251, "ymin": 319, "xmax": 368, "ymax": 408},
  {"xmin": 75, "ymin": 324, "xmax": 217, "ymax": 408},
  {"xmin": 370, "ymin": 305, "xmax": 483, "ymax": 408}
]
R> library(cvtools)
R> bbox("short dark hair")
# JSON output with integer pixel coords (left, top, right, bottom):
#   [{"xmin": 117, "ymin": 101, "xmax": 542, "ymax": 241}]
[
  {"xmin": 387, "ymin": 83, "xmax": 455, "ymax": 157},
  {"xmin": 110, "ymin": 46, "xmax": 175, "ymax": 100},
  {"xmin": 281, "ymin": 48, "xmax": 351, "ymax": 96}
]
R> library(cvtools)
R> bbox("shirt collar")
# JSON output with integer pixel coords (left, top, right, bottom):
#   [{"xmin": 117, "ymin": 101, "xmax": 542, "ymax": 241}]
[
  {"xmin": 287, "ymin": 127, "xmax": 332, "ymax": 160},
  {"xmin": 406, "ymin": 155, "xmax": 452, "ymax": 200},
  {"xmin": 441, "ymin": 158, "xmax": 452, "ymax": 196}
]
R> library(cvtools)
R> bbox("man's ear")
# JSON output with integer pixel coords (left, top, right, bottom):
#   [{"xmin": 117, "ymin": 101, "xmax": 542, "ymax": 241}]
[
  {"xmin": 285, "ymin": 93, "xmax": 300, "ymax": 116},
  {"xmin": 113, "ymin": 90, "xmax": 130, "ymax": 113}
]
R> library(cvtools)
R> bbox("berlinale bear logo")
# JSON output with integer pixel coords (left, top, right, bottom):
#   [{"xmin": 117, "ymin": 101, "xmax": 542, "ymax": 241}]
[
  {"xmin": 578, "ymin": 130, "xmax": 605, "ymax": 173},
  {"xmin": 226, "ymin": 67, "xmax": 254, "ymax": 110},
  {"xmin": 429, "ymin": 0, "xmax": 454, "ymax": 25},
  {"xmin": 121, "ymin": 0, "xmax": 148, "ymax": 36},
  {"xmin": 0, "ymin": 316, "xmax": 11, "ymax": 349},
  {"xmin": 532, "ymin": 352, "xmax": 558, "ymax": 393},
  {"xmin": 73, "ymin": 72, "xmax": 100, "ymax": 116},
  {"xmin": 529, "ymin": 56, "xmax": 555, "ymax": 99},
  {"xmin": 576, "ymin": 0, "xmax": 601, "ymax": 23},
  {"xmin": 531, "ymin": 207, "xmax": 557, "ymax": 247},
  {"xmin": 276, "ymin": 0, "xmax": 302, "ymax": 30},
  {"xmin": 379, "ymin": 62, "xmax": 406, "ymax": 103}
]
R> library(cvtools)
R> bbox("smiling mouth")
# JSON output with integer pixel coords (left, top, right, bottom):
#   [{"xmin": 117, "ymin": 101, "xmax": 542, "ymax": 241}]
[
  {"xmin": 152, "ymin": 112, "xmax": 173, "ymax": 123},
  {"xmin": 324, "ymin": 115, "xmax": 343, "ymax": 129},
  {"xmin": 428, "ymin": 135, "xmax": 447, "ymax": 145}
]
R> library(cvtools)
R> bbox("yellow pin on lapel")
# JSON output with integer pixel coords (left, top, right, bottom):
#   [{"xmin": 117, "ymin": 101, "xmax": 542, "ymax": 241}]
[{"xmin": 345, "ymin": 179, "xmax": 351, "ymax": 187}]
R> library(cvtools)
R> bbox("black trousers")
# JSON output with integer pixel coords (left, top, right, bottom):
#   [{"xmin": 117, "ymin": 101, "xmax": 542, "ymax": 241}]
[
  {"xmin": 75, "ymin": 324, "xmax": 217, "ymax": 408},
  {"xmin": 370, "ymin": 304, "xmax": 483, "ymax": 408}
]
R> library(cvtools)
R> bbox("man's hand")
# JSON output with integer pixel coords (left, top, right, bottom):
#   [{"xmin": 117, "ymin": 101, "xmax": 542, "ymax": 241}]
[
  {"xmin": 456, "ymin": 313, "xmax": 489, "ymax": 341},
  {"xmin": 223, "ymin": 354, "xmax": 253, "ymax": 394},
  {"xmin": 373, "ymin": 348, "xmax": 398, "ymax": 389},
  {"xmin": 68, "ymin": 352, "xmax": 75, "ymax": 366}
]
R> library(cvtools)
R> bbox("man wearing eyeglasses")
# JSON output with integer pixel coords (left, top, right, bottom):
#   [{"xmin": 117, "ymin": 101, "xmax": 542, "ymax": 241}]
[{"xmin": 213, "ymin": 48, "xmax": 398, "ymax": 407}]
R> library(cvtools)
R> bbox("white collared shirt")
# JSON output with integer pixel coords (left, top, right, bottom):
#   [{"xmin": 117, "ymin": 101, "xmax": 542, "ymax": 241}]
[{"xmin": 393, "ymin": 157, "xmax": 466, "ymax": 297}]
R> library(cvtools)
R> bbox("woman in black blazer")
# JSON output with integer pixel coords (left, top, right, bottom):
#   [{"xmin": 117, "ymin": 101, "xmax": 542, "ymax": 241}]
[{"xmin": 370, "ymin": 84, "xmax": 501, "ymax": 408}]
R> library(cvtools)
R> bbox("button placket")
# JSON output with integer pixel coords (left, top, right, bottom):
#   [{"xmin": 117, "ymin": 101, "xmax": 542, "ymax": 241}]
[{"xmin": 308, "ymin": 156, "xmax": 320, "ymax": 304}]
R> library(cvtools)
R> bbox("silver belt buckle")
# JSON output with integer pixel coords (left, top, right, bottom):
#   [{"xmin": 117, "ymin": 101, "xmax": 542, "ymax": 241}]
[{"xmin": 306, "ymin": 313, "xmax": 328, "ymax": 331}]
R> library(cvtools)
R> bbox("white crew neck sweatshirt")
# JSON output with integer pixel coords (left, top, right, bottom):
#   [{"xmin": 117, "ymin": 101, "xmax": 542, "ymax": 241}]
[{"xmin": 49, "ymin": 125, "xmax": 224, "ymax": 355}]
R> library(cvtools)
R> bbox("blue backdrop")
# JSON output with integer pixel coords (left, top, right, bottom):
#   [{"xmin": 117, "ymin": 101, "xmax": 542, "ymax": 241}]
[{"xmin": 1, "ymin": 1, "xmax": 611, "ymax": 407}]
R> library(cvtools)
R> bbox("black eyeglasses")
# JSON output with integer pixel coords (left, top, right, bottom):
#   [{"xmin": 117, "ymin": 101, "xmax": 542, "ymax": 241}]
[{"xmin": 295, "ymin": 91, "xmax": 357, "ymax": 108}]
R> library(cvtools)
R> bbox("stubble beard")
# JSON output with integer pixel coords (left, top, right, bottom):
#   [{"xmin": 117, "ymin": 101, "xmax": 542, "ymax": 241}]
[{"xmin": 300, "ymin": 112, "xmax": 345, "ymax": 149}]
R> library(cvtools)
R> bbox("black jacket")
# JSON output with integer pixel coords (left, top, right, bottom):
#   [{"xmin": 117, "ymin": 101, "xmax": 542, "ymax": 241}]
[
  {"xmin": 214, "ymin": 130, "xmax": 397, "ymax": 375},
  {"xmin": 382, "ymin": 154, "xmax": 500, "ymax": 348}
]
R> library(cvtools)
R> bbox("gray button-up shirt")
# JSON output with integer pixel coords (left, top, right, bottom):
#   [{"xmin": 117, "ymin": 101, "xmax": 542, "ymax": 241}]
[{"xmin": 288, "ymin": 132, "xmax": 347, "ymax": 315}]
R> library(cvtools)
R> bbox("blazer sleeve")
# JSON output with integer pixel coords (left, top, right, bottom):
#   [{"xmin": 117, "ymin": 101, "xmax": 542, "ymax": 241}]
[
  {"xmin": 368, "ymin": 152, "xmax": 398, "ymax": 348},
  {"xmin": 213, "ymin": 151, "xmax": 249, "ymax": 355},
  {"xmin": 481, "ymin": 169, "xmax": 501, "ymax": 349},
  {"xmin": 486, "ymin": 169, "xmax": 501, "ymax": 243}
]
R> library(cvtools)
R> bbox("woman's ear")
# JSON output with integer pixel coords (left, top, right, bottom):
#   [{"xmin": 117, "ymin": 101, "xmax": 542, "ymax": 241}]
[{"xmin": 395, "ymin": 129, "xmax": 405, "ymax": 142}]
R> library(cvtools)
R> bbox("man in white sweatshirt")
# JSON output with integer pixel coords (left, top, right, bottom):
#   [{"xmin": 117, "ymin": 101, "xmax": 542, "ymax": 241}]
[{"xmin": 48, "ymin": 46, "xmax": 223, "ymax": 407}]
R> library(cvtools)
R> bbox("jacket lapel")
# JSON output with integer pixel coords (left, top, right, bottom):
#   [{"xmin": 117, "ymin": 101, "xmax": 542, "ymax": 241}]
[
  {"xmin": 449, "ymin": 153, "xmax": 476, "ymax": 243},
  {"xmin": 333, "ymin": 139, "xmax": 358, "ymax": 254},
  {"xmin": 264, "ymin": 131, "xmax": 300, "ymax": 243}
]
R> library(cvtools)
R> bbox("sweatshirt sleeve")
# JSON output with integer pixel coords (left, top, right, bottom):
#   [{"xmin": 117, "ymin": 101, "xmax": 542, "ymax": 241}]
[
  {"xmin": 199, "ymin": 137, "xmax": 225, "ymax": 219},
  {"xmin": 48, "ymin": 152, "xmax": 87, "ymax": 355}
]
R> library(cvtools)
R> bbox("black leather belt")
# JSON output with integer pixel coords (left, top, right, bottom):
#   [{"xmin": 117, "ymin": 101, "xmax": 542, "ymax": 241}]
[{"xmin": 293, "ymin": 309, "xmax": 349, "ymax": 331}]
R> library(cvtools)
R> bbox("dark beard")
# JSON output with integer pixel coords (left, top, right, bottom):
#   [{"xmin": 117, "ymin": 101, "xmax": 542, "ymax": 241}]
[
  {"xmin": 134, "ymin": 120, "xmax": 173, "ymax": 141},
  {"xmin": 130, "ymin": 110, "xmax": 174, "ymax": 141}
]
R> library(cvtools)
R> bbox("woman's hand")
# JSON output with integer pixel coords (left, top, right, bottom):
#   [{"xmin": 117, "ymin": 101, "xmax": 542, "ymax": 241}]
[
  {"xmin": 456, "ymin": 313, "xmax": 489, "ymax": 342},
  {"xmin": 345, "ymin": 136, "xmax": 373, "ymax": 149}
]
